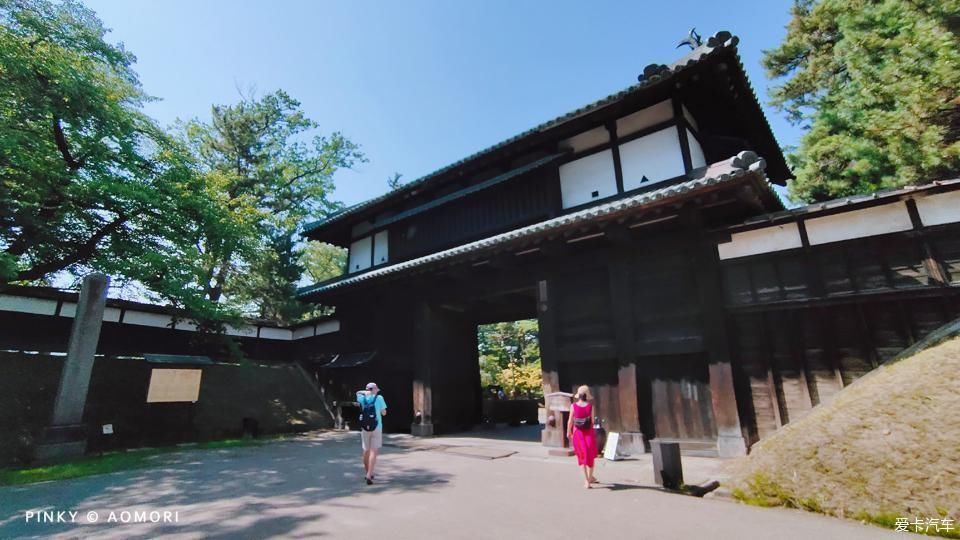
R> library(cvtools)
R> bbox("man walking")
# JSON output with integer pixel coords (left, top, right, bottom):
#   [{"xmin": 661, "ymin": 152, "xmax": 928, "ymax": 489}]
[{"xmin": 357, "ymin": 382, "xmax": 387, "ymax": 484}]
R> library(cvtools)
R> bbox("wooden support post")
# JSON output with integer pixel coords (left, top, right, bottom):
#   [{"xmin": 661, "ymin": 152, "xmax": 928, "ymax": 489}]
[
  {"xmin": 693, "ymin": 241, "xmax": 748, "ymax": 457},
  {"xmin": 608, "ymin": 250, "xmax": 646, "ymax": 454},
  {"xmin": 906, "ymin": 198, "xmax": 950, "ymax": 286},
  {"xmin": 537, "ymin": 276, "xmax": 565, "ymax": 447}
]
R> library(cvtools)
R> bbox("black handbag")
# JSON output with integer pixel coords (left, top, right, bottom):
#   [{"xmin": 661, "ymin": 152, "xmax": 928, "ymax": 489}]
[{"xmin": 573, "ymin": 415, "xmax": 590, "ymax": 429}]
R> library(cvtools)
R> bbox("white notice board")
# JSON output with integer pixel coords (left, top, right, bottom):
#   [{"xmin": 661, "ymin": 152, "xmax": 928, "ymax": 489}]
[
  {"xmin": 603, "ymin": 432, "xmax": 621, "ymax": 461},
  {"xmin": 146, "ymin": 368, "xmax": 202, "ymax": 403}
]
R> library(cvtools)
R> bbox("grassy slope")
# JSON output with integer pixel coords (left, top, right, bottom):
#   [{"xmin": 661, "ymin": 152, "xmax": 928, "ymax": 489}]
[
  {"xmin": 0, "ymin": 437, "xmax": 280, "ymax": 486},
  {"xmin": 728, "ymin": 336, "xmax": 960, "ymax": 537}
]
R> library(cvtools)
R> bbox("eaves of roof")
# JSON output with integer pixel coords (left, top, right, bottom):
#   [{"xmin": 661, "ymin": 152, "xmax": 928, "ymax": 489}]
[
  {"xmin": 303, "ymin": 31, "xmax": 745, "ymax": 238},
  {"xmin": 298, "ymin": 150, "xmax": 772, "ymax": 300}
]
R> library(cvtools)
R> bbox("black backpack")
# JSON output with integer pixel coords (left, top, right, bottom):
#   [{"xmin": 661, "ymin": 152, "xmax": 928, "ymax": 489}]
[{"xmin": 359, "ymin": 396, "xmax": 379, "ymax": 432}]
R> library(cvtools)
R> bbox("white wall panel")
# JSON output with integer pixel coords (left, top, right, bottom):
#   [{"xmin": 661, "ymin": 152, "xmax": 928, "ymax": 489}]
[
  {"xmin": 59, "ymin": 302, "xmax": 77, "ymax": 317},
  {"xmin": 688, "ymin": 129, "xmax": 706, "ymax": 169},
  {"xmin": 619, "ymin": 128, "xmax": 686, "ymax": 191},
  {"xmin": 351, "ymin": 220, "xmax": 374, "ymax": 238},
  {"xmin": 559, "ymin": 126, "xmax": 610, "ymax": 153},
  {"xmin": 559, "ymin": 150, "xmax": 618, "ymax": 209},
  {"xmin": 259, "ymin": 327, "xmax": 293, "ymax": 340},
  {"xmin": 806, "ymin": 202, "xmax": 913, "ymax": 245},
  {"xmin": 615, "ymin": 100, "xmax": 673, "ymax": 137},
  {"xmin": 103, "ymin": 307, "xmax": 122, "ymax": 322},
  {"xmin": 915, "ymin": 191, "xmax": 960, "ymax": 227},
  {"xmin": 315, "ymin": 319, "xmax": 341, "ymax": 336},
  {"xmin": 292, "ymin": 325, "xmax": 315, "ymax": 340},
  {"xmin": 348, "ymin": 236, "xmax": 373, "ymax": 273},
  {"xmin": 225, "ymin": 324, "xmax": 257, "ymax": 337},
  {"xmin": 0, "ymin": 296, "xmax": 57, "ymax": 315},
  {"xmin": 123, "ymin": 311, "xmax": 173, "ymax": 328},
  {"xmin": 373, "ymin": 230, "xmax": 389, "ymax": 266},
  {"xmin": 718, "ymin": 223, "xmax": 803, "ymax": 260},
  {"xmin": 682, "ymin": 104, "xmax": 699, "ymax": 131}
]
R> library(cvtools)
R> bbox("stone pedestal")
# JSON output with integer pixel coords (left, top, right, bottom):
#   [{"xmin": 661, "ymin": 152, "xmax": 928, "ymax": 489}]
[{"xmin": 410, "ymin": 423, "xmax": 434, "ymax": 437}]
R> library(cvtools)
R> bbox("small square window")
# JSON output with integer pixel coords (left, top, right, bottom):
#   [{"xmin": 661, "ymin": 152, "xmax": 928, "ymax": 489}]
[{"xmin": 591, "ymin": 190, "xmax": 599, "ymax": 198}]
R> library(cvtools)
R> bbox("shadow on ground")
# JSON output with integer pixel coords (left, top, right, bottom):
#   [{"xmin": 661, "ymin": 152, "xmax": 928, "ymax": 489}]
[{"xmin": 0, "ymin": 432, "xmax": 451, "ymax": 539}]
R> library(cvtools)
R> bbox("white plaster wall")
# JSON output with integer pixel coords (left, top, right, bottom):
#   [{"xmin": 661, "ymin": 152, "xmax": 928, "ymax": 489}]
[
  {"xmin": 559, "ymin": 149, "xmax": 618, "ymax": 209},
  {"xmin": 351, "ymin": 220, "xmax": 374, "ymax": 238},
  {"xmin": 615, "ymin": 100, "xmax": 673, "ymax": 137},
  {"xmin": 349, "ymin": 236, "xmax": 373, "ymax": 273},
  {"xmin": 373, "ymin": 230, "xmax": 389, "ymax": 266},
  {"xmin": 123, "ymin": 310, "xmax": 173, "ymax": 329},
  {"xmin": 619, "ymin": 128, "xmax": 686, "ymax": 191},
  {"xmin": 59, "ymin": 302, "xmax": 77, "ymax": 317},
  {"xmin": 175, "ymin": 319, "xmax": 198, "ymax": 332},
  {"xmin": 259, "ymin": 327, "xmax": 293, "ymax": 340},
  {"xmin": 225, "ymin": 324, "xmax": 257, "ymax": 337},
  {"xmin": 805, "ymin": 202, "xmax": 913, "ymax": 245},
  {"xmin": 292, "ymin": 325, "xmax": 315, "ymax": 340},
  {"xmin": 682, "ymin": 104, "xmax": 699, "ymax": 131},
  {"xmin": 103, "ymin": 307, "xmax": 122, "ymax": 322},
  {"xmin": 0, "ymin": 296, "xmax": 57, "ymax": 315},
  {"xmin": 915, "ymin": 191, "xmax": 960, "ymax": 227},
  {"xmin": 315, "ymin": 319, "xmax": 341, "ymax": 336},
  {"xmin": 718, "ymin": 223, "xmax": 803, "ymax": 260},
  {"xmin": 688, "ymin": 129, "xmax": 706, "ymax": 169},
  {"xmin": 559, "ymin": 126, "xmax": 610, "ymax": 153}
]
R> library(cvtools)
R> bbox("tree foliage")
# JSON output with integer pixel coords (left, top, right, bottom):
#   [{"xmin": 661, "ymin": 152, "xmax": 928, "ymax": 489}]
[
  {"xmin": 478, "ymin": 320, "xmax": 542, "ymax": 397},
  {"xmin": 0, "ymin": 0, "xmax": 217, "ymax": 299},
  {"xmin": 764, "ymin": 0, "xmax": 960, "ymax": 202},
  {"xmin": 178, "ymin": 90, "xmax": 364, "ymax": 323}
]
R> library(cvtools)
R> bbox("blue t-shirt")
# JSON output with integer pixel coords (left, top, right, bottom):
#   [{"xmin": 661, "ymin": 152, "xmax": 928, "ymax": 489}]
[{"xmin": 356, "ymin": 392, "xmax": 387, "ymax": 430}]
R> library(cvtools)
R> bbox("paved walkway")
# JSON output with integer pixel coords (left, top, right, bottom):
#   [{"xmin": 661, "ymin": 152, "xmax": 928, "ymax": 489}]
[{"xmin": 0, "ymin": 427, "xmax": 901, "ymax": 539}]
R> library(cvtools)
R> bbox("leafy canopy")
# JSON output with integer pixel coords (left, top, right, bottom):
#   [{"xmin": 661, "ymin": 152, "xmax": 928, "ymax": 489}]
[
  {"xmin": 478, "ymin": 320, "xmax": 542, "ymax": 397},
  {"xmin": 180, "ymin": 90, "xmax": 364, "ymax": 323},
  {"xmin": 764, "ymin": 0, "xmax": 960, "ymax": 202},
  {"xmin": 0, "ymin": 0, "xmax": 236, "ymax": 322}
]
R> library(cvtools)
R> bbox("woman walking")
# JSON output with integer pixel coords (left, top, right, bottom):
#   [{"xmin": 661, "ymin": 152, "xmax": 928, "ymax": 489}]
[{"xmin": 566, "ymin": 385, "xmax": 599, "ymax": 488}]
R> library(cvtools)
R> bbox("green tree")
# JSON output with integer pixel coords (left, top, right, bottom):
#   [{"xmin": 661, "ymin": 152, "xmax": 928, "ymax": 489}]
[
  {"xmin": 478, "ymin": 320, "xmax": 542, "ymax": 397},
  {"xmin": 180, "ymin": 90, "xmax": 364, "ymax": 322},
  {"xmin": 764, "ymin": 0, "xmax": 960, "ymax": 202},
  {"xmin": 0, "ymin": 0, "xmax": 239, "ymax": 324},
  {"xmin": 302, "ymin": 241, "xmax": 346, "ymax": 283},
  {"xmin": 0, "ymin": 0, "xmax": 186, "ymax": 280}
]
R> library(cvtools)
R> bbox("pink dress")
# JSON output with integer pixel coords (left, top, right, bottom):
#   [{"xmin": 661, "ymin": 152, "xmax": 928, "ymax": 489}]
[{"xmin": 571, "ymin": 402, "xmax": 598, "ymax": 467}]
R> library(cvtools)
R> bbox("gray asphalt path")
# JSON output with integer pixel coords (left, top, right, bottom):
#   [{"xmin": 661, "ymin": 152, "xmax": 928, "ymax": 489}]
[{"xmin": 0, "ymin": 428, "xmax": 903, "ymax": 539}]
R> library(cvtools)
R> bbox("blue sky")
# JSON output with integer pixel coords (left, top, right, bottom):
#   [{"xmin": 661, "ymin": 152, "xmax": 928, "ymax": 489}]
[{"xmin": 85, "ymin": 0, "xmax": 802, "ymax": 208}]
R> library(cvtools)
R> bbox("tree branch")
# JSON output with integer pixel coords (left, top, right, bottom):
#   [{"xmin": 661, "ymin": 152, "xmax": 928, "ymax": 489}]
[
  {"xmin": 53, "ymin": 117, "xmax": 84, "ymax": 171},
  {"xmin": 15, "ymin": 214, "xmax": 127, "ymax": 282}
]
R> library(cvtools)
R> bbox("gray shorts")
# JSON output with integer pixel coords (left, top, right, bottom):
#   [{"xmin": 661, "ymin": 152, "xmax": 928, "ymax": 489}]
[{"xmin": 361, "ymin": 427, "xmax": 382, "ymax": 451}]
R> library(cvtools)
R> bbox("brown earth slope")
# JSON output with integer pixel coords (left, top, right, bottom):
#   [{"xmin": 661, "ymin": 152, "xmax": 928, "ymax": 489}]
[{"xmin": 728, "ymin": 333, "xmax": 960, "ymax": 536}]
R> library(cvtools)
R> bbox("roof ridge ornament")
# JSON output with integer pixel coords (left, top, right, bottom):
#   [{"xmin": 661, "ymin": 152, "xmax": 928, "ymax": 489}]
[
  {"xmin": 638, "ymin": 30, "xmax": 739, "ymax": 82},
  {"xmin": 731, "ymin": 151, "xmax": 765, "ymax": 172},
  {"xmin": 677, "ymin": 28, "xmax": 702, "ymax": 50}
]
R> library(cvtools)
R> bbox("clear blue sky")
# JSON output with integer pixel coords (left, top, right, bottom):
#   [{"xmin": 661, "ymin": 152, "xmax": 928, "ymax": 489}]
[{"xmin": 85, "ymin": 0, "xmax": 802, "ymax": 208}]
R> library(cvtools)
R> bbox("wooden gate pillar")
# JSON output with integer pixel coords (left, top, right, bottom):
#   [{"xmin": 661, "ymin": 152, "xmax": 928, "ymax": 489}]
[
  {"xmin": 609, "ymin": 251, "xmax": 647, "ymax": 454},
  {"xmin": 694, "ymin": 244, "xmax": 748, "ymax": 457},
  {"xmin": 537, "ymin": 277, "xmax": 564, "ymax": 446}
]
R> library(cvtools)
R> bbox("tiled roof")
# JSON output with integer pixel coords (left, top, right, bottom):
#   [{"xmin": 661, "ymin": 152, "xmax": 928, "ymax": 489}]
[
  {"xmin": 298, "ymin": 151, "xmax": 771, "ymax": 299},
  {"xmin": 739, "ymin": 178, "xmax": 960, "ymax": 226},
  {"xmin": 303, "ymin": 31, "xmax": 743, "ymax": 236}
]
